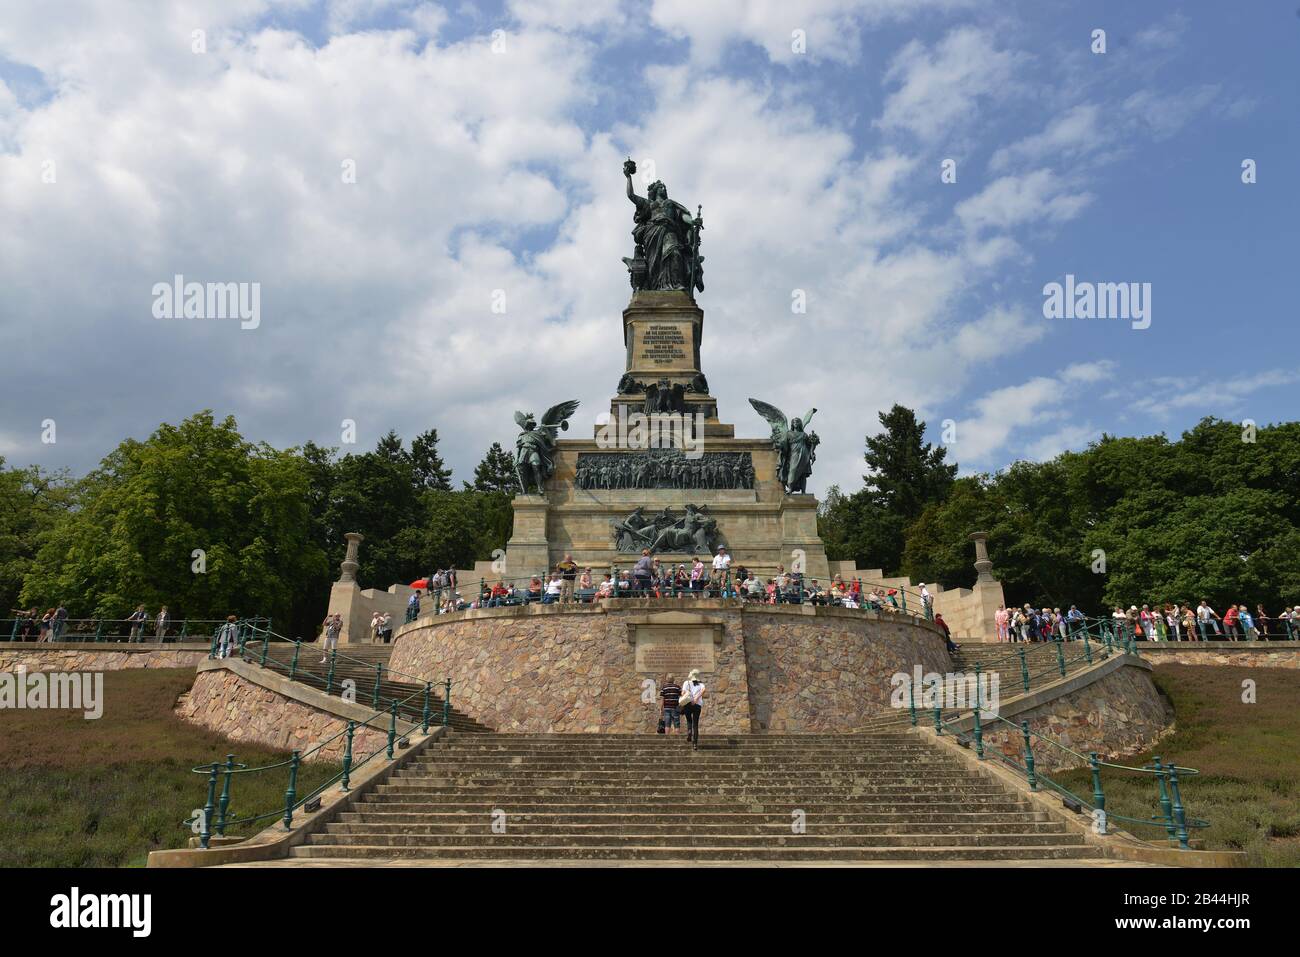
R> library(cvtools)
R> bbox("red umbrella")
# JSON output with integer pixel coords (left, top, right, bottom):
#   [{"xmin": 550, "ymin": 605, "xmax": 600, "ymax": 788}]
[{"xmin": 410, "ymin": 579, "xmax": 428, "ymax": 590}]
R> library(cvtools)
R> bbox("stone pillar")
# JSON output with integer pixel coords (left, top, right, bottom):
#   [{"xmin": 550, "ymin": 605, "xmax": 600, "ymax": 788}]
[
  {"xmin": 779, "ymin": 494, "xmax": 830, "ymax": 581},
  {"xmin": 968, "ymin": 531, "xmax": 1005, "ymax": 642},
  {"xmin": 970, "ymin": 531, "xmax": 995, "ymax": 583},
  {"xmin": 327, "ymin": 532, "xmax": 366, "ymax": 643},
  {"xmin": 505, "ymin": 494, "xmax": 552, "ymax": 582},
  {"xmin": 339, "ymin": 532, "xmax": 364, "ymax": 583}
]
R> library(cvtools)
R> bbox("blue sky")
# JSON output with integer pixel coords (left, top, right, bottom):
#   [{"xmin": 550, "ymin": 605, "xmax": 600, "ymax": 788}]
[{"xmin": 0, "ymin": 0, "xmax": 1296, "ymax": 492}]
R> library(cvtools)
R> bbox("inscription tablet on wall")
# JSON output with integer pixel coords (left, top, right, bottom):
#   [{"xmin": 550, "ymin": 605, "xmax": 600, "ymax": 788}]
[{"xmin": 633, "ymin": 626, "xmax": 716, "ymax": 674}]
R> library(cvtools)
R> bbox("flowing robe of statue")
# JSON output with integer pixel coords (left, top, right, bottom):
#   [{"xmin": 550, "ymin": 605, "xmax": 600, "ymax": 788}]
[
  {"xmin": 781, "ymin": 427, "xmax": 818, "ymax": 494},
  {"xmin": 624, "ymin": 162, "xmax": 702, "ymax": 294},
  {"xmin": 634, "ymin": 195, "xmax": 690, "ymax": 290}
]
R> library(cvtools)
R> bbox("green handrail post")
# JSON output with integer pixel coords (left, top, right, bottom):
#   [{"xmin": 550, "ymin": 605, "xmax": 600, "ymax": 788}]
[
  {"xmin": 1018, "ymin": 646, "xmax": 1030, "ymax": 693},
  {"xmin": 1153, "ymin": 755, "xmax": 1176, "ymax": 844},
  {"xmin": 900, "ymin": 589, "xmax": 908, "ymax": 614},
  {"xmin": 260, "ymin": 631, "xmax": 269, "ymax": 666},
  {"xmin": 422, "ymin": 682, "xmax": 432, "ymax": 733},
  {"xmin": 95, "ymin": 618, "xmax": 105, "ymax": 642},
  {"xmin": 1055, "ymin": 638, "xmax": 1067, "ymax": 677},
  {"xmin": 372, "ymin": 665, "xmax": 382, "ymax": 709},
  {"xmin": 9, "ymin": 618, "xmax": 18, "ymax": 641},
  {"xmin": 289, "ymin": 641, "xmax": 300, "ymax": 681},
  {"xmin": 972, "ymin": 663, "xmax": 984, "ymax": 759},
  {"xmin": 325, "ymin": 649, "xmax": 336, "ymax": 695},
  {"xmin": 216, "ymin": 754, "xmax": 235, "ymax": 837},
  {"xmin": 443, "ymin": 677, "xmax": 451, "ymax": 727},
  {"xmin": 341, "ymin": 722, "xmax": 355, "ymax": 791},
  {"xmin": 387, "ymin": 699, "xmax": 398, "ymax": 759},
  {"xmin": 209, "ymin": 629, "xmax": 218, "ymax": 659},
  {"xmin": 907, "ymin": 681, "xmax": 917, "ymax": 727},
  {"xmin": 179, "ymin": 619, "xmax": 189, "ymax": 639},
  {"xmin": 933, "ymin": 699, "xmax": 942, "ymax": 734},
  {"xmin": 1089, "ymin": 752, "xmax": 1106, "ymax": 834},
  {"xmin": 1083, "ymin": 630, "xmax": 1093, "ymax": 664},
  {"xmin": 1102, "ymin": 624, "xmax": 1113, "ymax": 657},
  {"xmin": 1167, "ymin": 762, "xmax": 1190, "ymax": 849},
  {"xmin": 200, "ymin": 762, "xmax": 219, "ymax": 849},
  {"xmin": 283, "ymin": 750, "xmax": 301, "ymax": 830},
  {"xmin": 1021, "ymin": 721, "xmax": 1037, "ymax": 791}
]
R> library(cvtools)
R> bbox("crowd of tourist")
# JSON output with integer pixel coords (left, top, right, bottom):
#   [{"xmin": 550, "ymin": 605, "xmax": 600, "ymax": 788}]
[
  {"xmin": 6, "ymin": 603, "xmax": 177, "ymax": 642},
  {"xmin": 405, "ymin": 548, "xmax": 940, "ymax": 622},
  {"xmin": 993, "ymin": 600, "xmax": 1300, "ymax": 642},
  {"xmin": 399, "ymin": 549, "xmax": 1298, "ymax": 648}
]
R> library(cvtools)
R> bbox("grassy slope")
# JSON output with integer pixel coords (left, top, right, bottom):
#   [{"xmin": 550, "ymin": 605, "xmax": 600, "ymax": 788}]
[
  {"xmin": 0, "ymin": 668, "xmax": 339, "ymax": 867},
  {"xmin": 1051, "ymin": 664, "xmax": 1300, "ymax": 867}
]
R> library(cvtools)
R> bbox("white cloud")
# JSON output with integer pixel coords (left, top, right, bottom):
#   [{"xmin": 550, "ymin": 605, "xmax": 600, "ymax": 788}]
[
  {"xmin": 649, "ymin": 0, "xmax": 970, "ymax": 65},
  {"xmin": 956, "ymin": 169, "xmax": 1093, "ymax": 234},
  {"xmin": 990, "ymin": 103, "xmax": 1106, "ymax": 172},
  {"xmin": 879, "ymin": 26, "xmax": 1025, "ymax": 140},
  {"xmin": 951, "ymin": 305, "xmax": 1045, "ymax": 364},
  {"xmin": 1129, "ymin": 369, "xmax": 1300, "ymax": 421},
  {"xmin": 952, "ymin": 361, "xmax": 1115, "ymax": 465}
]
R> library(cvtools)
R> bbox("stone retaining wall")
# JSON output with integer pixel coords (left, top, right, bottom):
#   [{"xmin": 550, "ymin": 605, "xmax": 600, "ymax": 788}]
[
  {"xmin": 973, "ymin": 657, "xmax": 1171, "ymax": 772},
  {"xmin": 176, "ymin": 661, "xmax": 390, "ymax": 761},
  {"xmin": 388, "ymin": 600, "xmax": 951, "ymax": 733},
  {"xmin": 0, "ymin": 642, "xmax": 210, "ymax": 672},
  {"xmin": 1139, "ymin": 642, "xmax": 1300, "ymax": 669}
]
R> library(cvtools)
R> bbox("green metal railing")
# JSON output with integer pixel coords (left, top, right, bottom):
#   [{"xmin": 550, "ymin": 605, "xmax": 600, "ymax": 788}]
[
  {"xmin": 183, "ymin": 680, "xmax": 433, "ymax": 849},
  {"xmin": 186, "ymin": 623, "xmax": 456, "ymax": 849},
  {"xmin": 4, "ymin": 616, "xmax": 255, "ymax": 643},
  {"xmin": 904, "ymin": 631, "xmax": 1209, "ymax": 850},
  {"xmin": 234, "ymin": 621, "xmax": 449, "ymax": 700}
]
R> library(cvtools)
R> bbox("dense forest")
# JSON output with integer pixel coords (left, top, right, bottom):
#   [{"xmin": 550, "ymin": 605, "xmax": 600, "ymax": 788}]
[{"xmin": 3, "ymin": 408, "xmax": 1296, "ymax": 638}]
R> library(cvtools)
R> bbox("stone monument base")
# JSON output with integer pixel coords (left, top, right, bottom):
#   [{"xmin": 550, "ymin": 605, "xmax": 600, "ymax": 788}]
[{"xmin": 388, "ymin": 600, "xmax": 949, "ymax": 734}]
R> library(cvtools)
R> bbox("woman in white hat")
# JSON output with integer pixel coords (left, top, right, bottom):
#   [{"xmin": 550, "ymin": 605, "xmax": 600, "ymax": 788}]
[{"xmin": 680, "ymin": 669, "xmax": 706, "ymax": 750}]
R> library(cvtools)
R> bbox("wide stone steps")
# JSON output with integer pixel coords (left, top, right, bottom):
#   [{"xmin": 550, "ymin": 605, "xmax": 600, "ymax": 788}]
[
  {"xmin": 307, "ymin": 831, "xmax": 1079, "ymax": 849},
  {"xmin": 291, "ymin": 844, "xmax": 1097, "ymax": 862},
  {"xmin": 337, "ymin": 810, "xmax": 1054, "ymax": 825},
  {"xmin": 294, "ymin": 730, "xmax": 1103, "ymax": 864},
  {"xmin": 322, "ymin": 820, "xmax": 1068, "ymax": 836},
  {"xmin": 349, "ymin": 798, "xmax": 1044, "ymax": 814}
]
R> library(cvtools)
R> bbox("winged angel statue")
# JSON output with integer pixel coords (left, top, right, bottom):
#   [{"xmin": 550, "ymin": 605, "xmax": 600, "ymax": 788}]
[
  {"xmin": 514, "ymin": 400, "xmax": 580, "ymax": 494},
  {"xmin": 748, "ymin": 399, "xmax": 820, "ymax": 494}
]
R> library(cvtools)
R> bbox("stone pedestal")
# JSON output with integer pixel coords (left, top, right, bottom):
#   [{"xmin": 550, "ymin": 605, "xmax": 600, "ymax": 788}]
[
  {"xmin": 779, "ymin": 494, "xmax": 830, "ymax": 580},
  {"xmin": 502, "ymin": 288, "xmax": 833, "ymax": 584},
  {"xmin": 505, "ymin": 495, "xmax": 552, "ymax": 579},
  {"xmin": 622, "ymin": 290, "xmax": 703, "ymax": 382}
]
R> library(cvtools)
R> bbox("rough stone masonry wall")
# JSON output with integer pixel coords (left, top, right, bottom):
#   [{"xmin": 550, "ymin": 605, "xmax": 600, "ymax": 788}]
[
  {"xmin": 176, "ymin": 668, "xmax": 387, "ymax": 762},
  {"xmin": 0, "ymin": 644, "xmax": 209, "ymax": 672},
  {"xmin": 389, "ymin": 603, "xmax": 951, "ymax": 734},
  {"xmin": 978, "ymin": 662, "xmax": 1171, "ymax": 773},
  {"xmin": 389, "ymin": 606, "xmax": 752, "ymax": 734},
  {"xmin": 743, "ymin": 608, "xmax": 951, "ymax": 732},
  {"xmin": 1139, "ymin": 644, "xmax": 1300, "ymax": 669}
]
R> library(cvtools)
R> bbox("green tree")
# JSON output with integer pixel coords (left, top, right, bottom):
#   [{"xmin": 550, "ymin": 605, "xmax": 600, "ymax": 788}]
[
  {"xmin": 820, "ymin": 406, "xmax": 956, "ymax": 575},
  {"xmin": 411, "ymin": 428, "xmax": 453, "ymax": 491},
  {"xmin": 20, "ymin": 412, "xmax": 327, "ymax": 628},
  {"xmin": 0, "ymin": 461, "xmax": 74, "ymax": 615},
  {"xmin": 467, "ymin": 441, "xmax": 517, "ymax": 493}
]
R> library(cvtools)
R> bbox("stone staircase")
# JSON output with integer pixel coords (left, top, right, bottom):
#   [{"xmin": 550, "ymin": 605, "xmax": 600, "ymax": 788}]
[
  {"xmin": 291, "ymin": 730, "xmax": 1104, "ymax": 863},
  {"xmin": 247, "ymin": 640, "xmax": 492, "ymax": 734}
]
